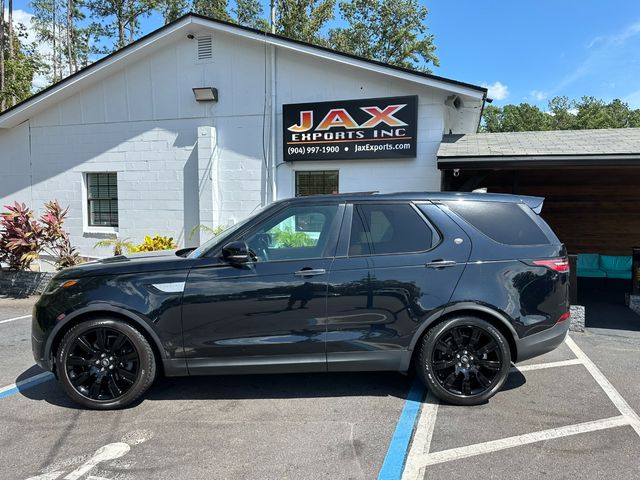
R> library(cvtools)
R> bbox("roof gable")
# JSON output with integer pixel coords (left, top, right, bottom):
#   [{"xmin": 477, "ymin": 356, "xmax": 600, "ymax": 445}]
[{"xmin": 0, "ymin": 13, "xmax": 486, "ymax": 129}]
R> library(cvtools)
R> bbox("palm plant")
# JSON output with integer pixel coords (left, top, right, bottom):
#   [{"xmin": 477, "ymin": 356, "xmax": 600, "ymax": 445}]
[{"xmin": 94, "ymin": 237, "xmax": 134, "ymax": 256}]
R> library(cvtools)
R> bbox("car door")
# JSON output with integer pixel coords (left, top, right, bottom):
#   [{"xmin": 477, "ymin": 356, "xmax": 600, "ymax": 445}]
[
  {"xmin": 182, "ymin": 202, "xmax": 344, "ymax": 374},
  {"xmin": 325, "ymin": 201, "xmax": 472, "ymax": 371}
]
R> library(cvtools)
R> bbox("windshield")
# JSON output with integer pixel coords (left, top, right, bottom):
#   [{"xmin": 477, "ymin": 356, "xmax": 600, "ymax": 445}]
[{"xmin": 188, "ymin": 205, "xmax": 270, "ymax": 259}]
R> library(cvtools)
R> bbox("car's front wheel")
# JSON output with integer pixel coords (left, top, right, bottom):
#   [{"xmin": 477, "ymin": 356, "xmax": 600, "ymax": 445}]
[
  {"xmin": 416, "ymin": 316, "xmax": 511, "ymax": 406},
  {"xmin": 56, "ymin": 318, "xmax": 156, "ymax": 409}
]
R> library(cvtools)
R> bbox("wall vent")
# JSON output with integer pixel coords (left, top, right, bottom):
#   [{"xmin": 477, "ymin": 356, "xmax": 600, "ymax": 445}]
[{"xmin": 196, "ymin": 36, "xmax": 213, "ymax": 61}]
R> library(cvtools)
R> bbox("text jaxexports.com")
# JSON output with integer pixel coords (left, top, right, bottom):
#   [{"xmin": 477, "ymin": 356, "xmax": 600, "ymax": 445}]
[{"xmin": 354, "ymin": 142, "xmax": 412, "ymax": 152}]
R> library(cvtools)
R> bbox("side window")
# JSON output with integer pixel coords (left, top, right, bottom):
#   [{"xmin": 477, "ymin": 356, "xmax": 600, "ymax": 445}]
[
  {"xmin": 349, "ymin": 203, "xmax": 433, "ymax": 256},
  {"xmin": 245, "ymin": 204, "xmax": 339, "ymax": 261},
  {"xmin": 444, "ymin": 201, "xmax": 550, "ymax": 245}
]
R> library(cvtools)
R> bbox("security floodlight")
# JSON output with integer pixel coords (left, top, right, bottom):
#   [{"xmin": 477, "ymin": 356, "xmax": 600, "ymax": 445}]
[{"xmin": 192, "ymin": 87, "xmax": 218, "ymax": 102}]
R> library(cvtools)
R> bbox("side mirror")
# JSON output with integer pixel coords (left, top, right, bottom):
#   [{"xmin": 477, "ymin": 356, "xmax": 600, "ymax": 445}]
[{"xmin": 222, "ymin": 241, "xmax": 253, "ymax": 264}]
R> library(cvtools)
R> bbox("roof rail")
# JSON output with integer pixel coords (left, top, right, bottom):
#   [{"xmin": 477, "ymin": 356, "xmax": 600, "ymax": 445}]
[{"xmin": 338, "ymin": 191, "xmax": 379, "ymax": 195}]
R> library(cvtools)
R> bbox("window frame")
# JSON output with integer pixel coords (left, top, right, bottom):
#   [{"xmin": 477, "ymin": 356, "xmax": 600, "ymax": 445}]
[
  {"xmin": 337, "ymin": 201, "xmax": 441, "ymax": 258},
  {"xmin": 201, "ymin": 201, "xmax": 345, "ymax": 264},
  {"xmin": 83, "ymin": 172, "xmax": 119, "ymax": 233}
]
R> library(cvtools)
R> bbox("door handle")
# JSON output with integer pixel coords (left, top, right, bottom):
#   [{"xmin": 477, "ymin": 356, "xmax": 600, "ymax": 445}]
[
  {"xmin": 294, "ymin": 268, "xmax": 327, "ymax": 277},
  {"xmin": 426, "ymin": 260, "xmax": 457, "ymax": 269}
]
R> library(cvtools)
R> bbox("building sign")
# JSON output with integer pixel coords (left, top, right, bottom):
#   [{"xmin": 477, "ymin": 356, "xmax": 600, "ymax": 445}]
[{"xmin": 283, "ymin": 95, "xmax": 418, "ymax": 161}]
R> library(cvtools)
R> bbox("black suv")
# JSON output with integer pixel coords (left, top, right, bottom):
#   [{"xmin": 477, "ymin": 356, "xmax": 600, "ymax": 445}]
[{"xmin": 32, "ymin": 192, "xmax": 569, "ymax": 409}]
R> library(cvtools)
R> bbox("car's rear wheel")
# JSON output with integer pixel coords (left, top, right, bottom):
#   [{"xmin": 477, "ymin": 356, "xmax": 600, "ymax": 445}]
[
  {"xmin": 56, "ymin": 318, "xmax": 156, "ymax": 410},
  {"xmin": 416, "ymin": 316, "xmax": 511, "ymax": 406}
]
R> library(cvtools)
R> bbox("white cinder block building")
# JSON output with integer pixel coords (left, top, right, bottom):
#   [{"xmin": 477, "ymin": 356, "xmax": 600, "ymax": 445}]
[{"xmin": 0, "ymin": 14, "xmax": 487, "ymax": 257}]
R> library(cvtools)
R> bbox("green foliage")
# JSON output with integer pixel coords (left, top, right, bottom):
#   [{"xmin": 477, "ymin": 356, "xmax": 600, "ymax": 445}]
[
  {"xmin": 130, "ymin": 235, "xmax": 178, "ymax": 252},
  {"xmin": 160, "ymin": 0, "xmax": 189, "ymax": 23},
  {"xmin": 329, "ymin": 0, "xmax": 438, "ymax": 72},
  {"xmin": 94, "ymin": 237, "xmax": 134, "ymax": 256},
  {"xmin": 87, "ymin": 0, "xmax": 161, "ymax": 51},
  {"xmin": 189, "ymin": 224, "xmax": 226, "ymax": 241},
  {"xmin": 1, "ymin": 22, "xmax": 45, "ymax": 108},
  {"xmin": 481, "ymin": 96, "xmax": 640, "ymax": 133},
  {"xmin": 0, "ymin": 202, "xmax": 44, "ymax": 270},
  {"xmin": 234, "ymin": 0, "xmax": 268, "ymax": 29},
  {"xmin": 270, "ymin": 228, "xmax": 315, "ymax": 248},
  {"xmin": 275, "ymin": 0, "xmax": 335, "ymax": 44},
  {"xmin": 193, "ymin": 0, "xmax": 231, "ymax": 21}
]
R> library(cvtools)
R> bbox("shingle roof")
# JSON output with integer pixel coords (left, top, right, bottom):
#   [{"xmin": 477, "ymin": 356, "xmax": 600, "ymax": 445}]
[
  {"xmin": 437, "ymin": 128, "xmax": 640, "ymax": 168},
  {"xmin": 439, "ymin": 128, "xmax": 640, "ymax": 157}
]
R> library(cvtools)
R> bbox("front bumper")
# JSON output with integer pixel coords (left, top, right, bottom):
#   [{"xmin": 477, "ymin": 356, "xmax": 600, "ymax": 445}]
[{"xmin": 514, "ymin": 319, "xmax": 570, "ymax": 363}]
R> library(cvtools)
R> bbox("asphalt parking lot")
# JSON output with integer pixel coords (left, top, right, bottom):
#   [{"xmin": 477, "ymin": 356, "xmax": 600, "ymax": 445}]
[{"xmin": 1, "ymin": 297, "xmax": 639, "ymax": 480}]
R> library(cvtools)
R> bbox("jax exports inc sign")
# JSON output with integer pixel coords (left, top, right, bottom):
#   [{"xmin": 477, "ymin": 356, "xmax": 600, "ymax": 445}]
[{"xmin": 283, "ymin": 95, "xmax": 418, "ymax": 161}]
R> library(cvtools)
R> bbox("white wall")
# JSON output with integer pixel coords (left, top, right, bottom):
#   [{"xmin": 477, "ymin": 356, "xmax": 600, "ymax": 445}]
[{"xmin": 0, "ymin": 24, "xmax": 482, "ymax": 258}]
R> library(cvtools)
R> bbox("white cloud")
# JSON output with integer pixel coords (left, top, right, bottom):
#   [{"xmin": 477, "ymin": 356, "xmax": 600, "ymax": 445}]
[
  {"xmin": 3, "ymin": 9, "xmax": 52, "ymax": 90},
  {"xmin": 482, "ymin": 81, "xmax": 509, "ymax": 101},
  {"xmin": 529, "ymin": 90, "xmax": 547, "ymax": 101},
  {"xmin": 551, "ymin": 20, "xmax": 640, "ymax": 95}
]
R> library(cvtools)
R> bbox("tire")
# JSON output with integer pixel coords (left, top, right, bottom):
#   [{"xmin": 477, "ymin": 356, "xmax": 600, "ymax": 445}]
[
  {"xmin": 56, "ymin": 318, "xmax": 156, "ymax": 410},
  {"xmin": 416, "ymin": 316, "xmax": 511, "ymax": 406}
]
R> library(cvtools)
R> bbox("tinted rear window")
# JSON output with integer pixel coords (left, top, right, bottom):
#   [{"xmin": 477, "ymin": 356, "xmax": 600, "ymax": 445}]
[
  {"xmin": 445, "ymin": 201, "xmax": 550, "ymax": 245},
  {"xmin": 350, "ymin": 203, "xmax": 433, "ymax": 255}
]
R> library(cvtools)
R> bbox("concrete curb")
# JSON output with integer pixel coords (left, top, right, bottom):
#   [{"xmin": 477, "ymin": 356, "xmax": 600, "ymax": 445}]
[{"xmin": 570, "ymin": 305, "xmax": 586, "ymax": 333}]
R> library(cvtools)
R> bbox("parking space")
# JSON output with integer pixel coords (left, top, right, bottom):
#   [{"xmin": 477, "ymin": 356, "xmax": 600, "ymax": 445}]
[
  {"xmin": 1, "ymin": 297, "xmax": 640, "ymax": 480},
  {"xmin": 401, "ymin": 334, "xmax": 640, "ymax": 480}
]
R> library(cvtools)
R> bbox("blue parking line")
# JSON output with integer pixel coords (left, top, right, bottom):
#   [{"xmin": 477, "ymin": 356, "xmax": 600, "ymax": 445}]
[
  {"xmin": 378, "ymin": 379, "xmax": 426, "ymax": 480},
  {"xmin": 0, "ymin": 372, "xmax": 55, "ymax": 399}
]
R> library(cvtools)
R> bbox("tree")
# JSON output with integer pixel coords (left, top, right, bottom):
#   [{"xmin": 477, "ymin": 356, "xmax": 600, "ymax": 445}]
[
  {"xmin": 87, "ymin": 0, "xmax": 160, "ymax": 51},
  {"xmin": 234, "ymin": 0, "xmax": 268, "ymax": 29},
  {"xmin": 274, "ymin": 0, "xmax": 335, "ymax": 44},
  {"xmin": 32, "ymin": 0, "xmax": 90, "ymax": 84},
  {"xmin": 329, "ymin": 0, "xmax": 439, "ymax": 72},
  {"xmin": 193, "ymin": 0, "xmax": 231, "ymax": 21},
  {"xmin": 160, "ymin": 0, "xmax": 189, "ymax": 23},
  {"xmin": 0, "ymin": 22, "xmax": 43, "ymax": 108},
  {"xmin": 480, "ymin": 96, "xmax": 640, "ymax": 132}
]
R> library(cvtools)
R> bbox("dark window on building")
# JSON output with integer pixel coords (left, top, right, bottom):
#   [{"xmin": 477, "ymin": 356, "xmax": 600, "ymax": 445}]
[
  {"xmin": 87, "ymin": 173, "xmax": 118, "ymax": 227},
  {"xmin": 349, "ymin": 203, "xmax": 433, "ymax": 256},
  {"xmin": 444, "ymin": 201, "xmax": 550, "ymax": 245},
  {"xmin": 295, "ymin": 171, "xmax": 339, "ymax": 197}
]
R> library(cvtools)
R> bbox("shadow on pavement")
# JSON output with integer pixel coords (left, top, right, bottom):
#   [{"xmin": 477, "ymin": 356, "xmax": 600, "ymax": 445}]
[
  {"xmin": 578, "ymin": 278, "xmax": 640, "ymax": 332},
  {"xmin": 17, "ymin": 369, "xmax": 415, "ymax": 409},
  {"xmin": 16, "ymin": 366, "xmax": 527, "ymax": 410}
]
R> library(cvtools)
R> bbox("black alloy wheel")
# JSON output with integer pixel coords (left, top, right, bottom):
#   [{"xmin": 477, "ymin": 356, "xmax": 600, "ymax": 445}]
[
  {"xmin": 417, "ymin": 316, "xmax": 511, "ymax": 406},
  {"xmin": 56, "ymin": 319, "xmax": 156, "ymax": 409}
]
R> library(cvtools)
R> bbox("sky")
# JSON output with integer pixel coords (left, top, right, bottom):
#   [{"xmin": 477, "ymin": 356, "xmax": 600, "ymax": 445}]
[{"xmin": 7, "ymin": 0, "xmax": 640, "ymax": 108}]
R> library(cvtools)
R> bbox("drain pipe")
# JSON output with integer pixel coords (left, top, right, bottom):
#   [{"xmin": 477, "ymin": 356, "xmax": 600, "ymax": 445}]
[{"xmin": 268, "ymin": 1, "xmax": 277, "ymax": 203}]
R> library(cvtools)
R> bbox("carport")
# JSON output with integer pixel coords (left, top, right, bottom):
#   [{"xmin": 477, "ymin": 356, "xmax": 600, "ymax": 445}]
[{"xmin": 437, "ymin": 128, "xmax": 640, "ymax": 332}]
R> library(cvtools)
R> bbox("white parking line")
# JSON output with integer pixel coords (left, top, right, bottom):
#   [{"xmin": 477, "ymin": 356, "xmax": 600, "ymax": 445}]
[
  {"xmin": 401, "ymin": 392, "xmax": 439, "ymax": 480},
  {"xmin": 510, "ymin": 358, "xmax": 583, "ymax": 372},
  {"xmin": 400, "ymin": 335, "xmax": 640, "ymax": 478},
  {"xmin": 0, "ymin": 371, "xmax": 55, "ymax": 399},
  {"xmin": 565, "ymin": 335, "xmax": 640, "ymax": 436},
  {"xmin": 0, "ymin": 314, "xmax": 31, "ymax": 325},
  {"xmin": 416, "ymin": 416, "xmax": 629, "ymax": 468}
]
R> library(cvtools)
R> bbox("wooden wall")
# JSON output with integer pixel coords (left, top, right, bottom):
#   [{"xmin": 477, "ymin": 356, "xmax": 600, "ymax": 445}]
[{"xmin": 446, "ymin": 167, "xmax": 640, "ymax": 256}]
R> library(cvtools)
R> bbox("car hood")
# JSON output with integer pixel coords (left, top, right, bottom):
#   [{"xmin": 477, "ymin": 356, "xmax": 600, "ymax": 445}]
[{"xmin": 56, "ymin": 249, "xmax": 197, "ymax": 279}]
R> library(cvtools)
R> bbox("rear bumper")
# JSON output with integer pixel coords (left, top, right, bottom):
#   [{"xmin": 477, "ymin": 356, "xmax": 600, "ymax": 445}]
[{"xmin": 514, "ymin": 319, "xmax": 570, "ymax": 363}]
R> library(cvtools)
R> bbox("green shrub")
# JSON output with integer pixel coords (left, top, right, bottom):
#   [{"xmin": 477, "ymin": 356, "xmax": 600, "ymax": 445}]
[
  {"xmin": 270, "ymin": 228, "xmax": 315, "ymax": 248},
  {"xmin": 130, "ymin": 235, "xmax": 178, "ymax": 253}
]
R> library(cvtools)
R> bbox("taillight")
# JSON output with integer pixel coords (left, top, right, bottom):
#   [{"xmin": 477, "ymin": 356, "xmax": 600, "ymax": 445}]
[
  {"xmin": 557, "ymin": 311, "xmax": 570, "ymax": 322},
  {"xmin": 533, "ymin": 257, "xmax": 569, "ymax": 272}
]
